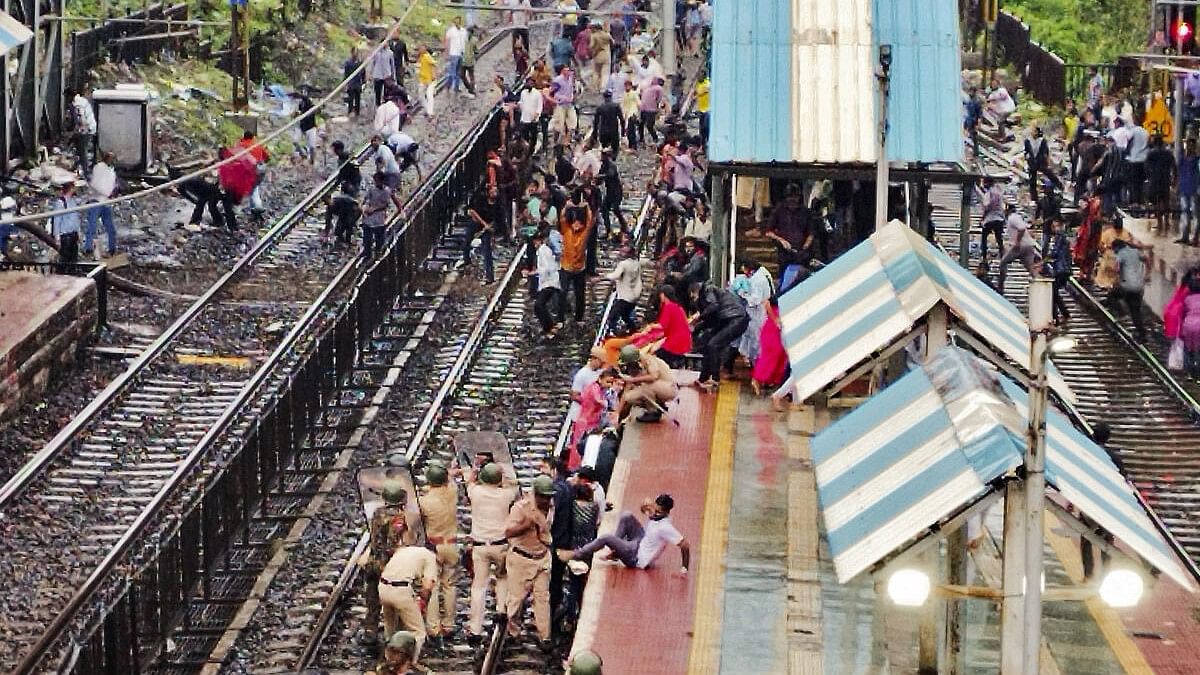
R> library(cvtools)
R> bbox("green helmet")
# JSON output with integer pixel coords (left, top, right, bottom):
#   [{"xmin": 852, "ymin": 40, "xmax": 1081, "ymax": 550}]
[
  {"xmin": 382, "ymin": 480, "xmax": 407, "ymax": 505},
  {"xmin": 479, "ymin": 462, "xmax": 503, "ymax": 485},
  {"xmin": 386, "ymin": 630, "xmax": 418, "ymax": 657},
  {"xmin": 425, "ymin": 463, "xmax": 449, "ymax": 486},
  {"xmin": 569, "ymin": 650, "xmax": 603, "ymax": 675},
  {"xmin": 532, "ymin": 474, "xmax": 557, "ymax": 496},
  {"xmin": 618, "ymin": 345, "xmax": 641, "ymax": 365}
]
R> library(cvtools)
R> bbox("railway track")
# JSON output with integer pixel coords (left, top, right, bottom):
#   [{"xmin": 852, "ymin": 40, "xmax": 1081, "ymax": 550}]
[
  {"xmin": 0, "ymin": 16, "xmax": 540, "ymax": 674},
  {"xmin": 928, "ymin": 135, "xmax": 1200, "ymax": 577}
]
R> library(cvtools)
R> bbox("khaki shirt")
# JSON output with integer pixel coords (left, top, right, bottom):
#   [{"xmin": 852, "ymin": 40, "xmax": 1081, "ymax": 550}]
[
  {"xmin": 381, "ymin": 545, "xmax": 438, "ymax": 586},
  {"xmin": 642, "ymin": 354, "xmax": 673, "ymax": 384},
  {"xmin": 420, "ymin": 485, "xmax": 459, "ymax": 541},
  {"xmin": 504, "ymin": 495, "xmax": 552, "ymax": 556},
  {"xmin": 469, "ymin": 483, "xmax": 518, "ymax": 542}
]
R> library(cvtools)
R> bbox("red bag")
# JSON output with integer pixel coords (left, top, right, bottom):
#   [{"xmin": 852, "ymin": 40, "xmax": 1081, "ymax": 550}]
[{"xmin": 217, "ymin": 150, "xmax": 257, "ymax": 203}]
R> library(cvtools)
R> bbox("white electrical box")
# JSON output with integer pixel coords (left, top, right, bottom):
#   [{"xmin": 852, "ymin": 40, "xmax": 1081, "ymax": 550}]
[{"xmin": 92, "ymin": 85, "xmax": 152, "ymax": 172}]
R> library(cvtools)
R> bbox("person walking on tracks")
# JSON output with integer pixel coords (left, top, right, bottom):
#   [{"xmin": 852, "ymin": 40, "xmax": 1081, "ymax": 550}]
[
  {"xmin": 50, "ymin": 181, "xmax": 83, "ymax": 263},
  {"xmin": 465, "ymin": 462, "xmax": 519, "ymax": 644},
  {"xmin": 503, "ymin": 474, "xmax": 556, "ymax": 648},
  {"xmin": 457, "ymin": 184, "xmax": 499, "ymax": 285},
  {"xmin": 360, "ymin": 481, "xmax": 411, "ymax": 644},
  {"xmin": 419, "ymin": 463, "xmax": 460, "ymax": 650},
  {"xmin": 362, "ymin": 171, "xmax": 404, "ymax": 258},
  {"xmin": 378, "ymin": 544, "xmax": 437, "ymax": 663}
]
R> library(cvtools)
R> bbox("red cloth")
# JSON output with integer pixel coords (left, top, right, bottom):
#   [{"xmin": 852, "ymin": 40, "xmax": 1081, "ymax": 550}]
[
  {"xmin": 1164, "ymin": 284, "xmax": 1191, "ymax": 339},
  {"xmin": 630, "ymin": 325, "xmax": 664, "ymax": 348},
  {"xmin": 236, "ymin": 137, "xmax": 268, "ymax": 163},
  {"xmin": 657, "ymin": 298, "xmax": 692, "ymax": 355},
  {"xmin": 752, "ymin": 305, "xmax": 788, "ymax": 387},
  {"xmin": 217, "ymin": 151, "xmax": 257, "ymax": 203}
]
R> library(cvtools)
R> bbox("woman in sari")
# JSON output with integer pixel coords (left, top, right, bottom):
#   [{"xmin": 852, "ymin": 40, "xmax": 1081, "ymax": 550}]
[
  {"xmin": 733, "ymin": 259, "xmax": 773, "ymax": 369},
  {"xmin": 1072, "ymin": 193, "xmax": 1102, "ymax": 280},
  {"xmin": 752, "ymin": 298, "xmax": 788, "ymax": 396}
]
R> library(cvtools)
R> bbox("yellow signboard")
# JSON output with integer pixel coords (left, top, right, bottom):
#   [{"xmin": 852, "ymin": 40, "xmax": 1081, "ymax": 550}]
[{"xmin": 1143, "ymin": 95, "xmax": 1175, "ymax": 142}]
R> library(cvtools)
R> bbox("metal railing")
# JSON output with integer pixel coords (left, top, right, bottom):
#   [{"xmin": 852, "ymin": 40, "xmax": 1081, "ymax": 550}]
[
  {"xmin": 15, "ymin": 89, "xmax": 505, "ymax": 675},
  {"xmin": 69, "ymin": 4, "xmax": 192, "ymax": 90}
]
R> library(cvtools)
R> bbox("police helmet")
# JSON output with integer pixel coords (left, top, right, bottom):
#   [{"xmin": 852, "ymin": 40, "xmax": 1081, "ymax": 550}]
[
  {"xmin": 569, "ymin": 650, "xmax": 604, "ymax": 675},
  {"xmin": 382, "ymin": 480, "xmax": 407, "ymax": 505},
  {"xmin": 425, "ymin": 463, "xmax": 449, "ymax": 486},
  {"xmin": 618, "ymin": 345, "xmax": 641, "ymax": 366},
  {"xmin": 386, "ymin": 630, "xmax": 418, "ymax": 657},
  {"xmin": 532, "ymin": 474, "xmax": 557, "ymax": 496},
  {"xmin": 479, "ymin": 462, "xmax": 503, "ymax": 485}
]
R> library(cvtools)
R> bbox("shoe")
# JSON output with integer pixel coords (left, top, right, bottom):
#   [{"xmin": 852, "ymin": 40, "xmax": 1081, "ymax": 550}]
[
  {"xmin": 481, "ymin": 279, "xmax": 495, "ymax": 286},
  {"xmin": 464, "ymin": 92, "xmax": 477, "ymax": 99},
  {"xmin": 453, "ymin": 260, "xmax": 467, "ymax": 270},
  {"xmin": 636, "ymin": 411, "xmax": 662, "ymax": 423}
]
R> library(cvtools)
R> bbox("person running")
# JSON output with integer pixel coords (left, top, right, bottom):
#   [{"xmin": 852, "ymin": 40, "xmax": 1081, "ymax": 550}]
[
  {"xmin": 638, "ymin": 76, "xmax": 665, "ymax": 144},
  {"xmin": 605, "ymin": 245, "xmax": 642, "ymax": 334},
  {"xmin": 459, "ymin": 185, "xmax": 499, "ymax": 285},
  {"xmin": 1041, "ymin": 215, "xmax": 1071, "ymax": 325},
  {"xmin": 417, "ymin": 46, "xmax": 438, "ymax": 117},
  {"xmin": 1110, "ymin": 238, "xmax": 1150, "ymax": 341},
  {"xmin": 976, "ymin": 177, "xmax": 1005, "ymax": 259},
  {"xmin": 525, "ymin": 228, "xmax": 564, "ymax": 335},
  {"xmin": 997, "ymin": 204, "xmax": 1036, "ymax": 293},
  {"xmin": 550, "ymin": 65, "xmax": 579, "ymax": 148},
  {"xmin": 591, "ymin": 90, "xmax": 624, "ymax": 156}
]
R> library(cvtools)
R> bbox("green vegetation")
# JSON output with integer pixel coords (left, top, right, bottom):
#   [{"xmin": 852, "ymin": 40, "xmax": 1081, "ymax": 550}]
[{"xmin": 1003, "ymin": 0, "xmax": 1149, "ymax": 63}]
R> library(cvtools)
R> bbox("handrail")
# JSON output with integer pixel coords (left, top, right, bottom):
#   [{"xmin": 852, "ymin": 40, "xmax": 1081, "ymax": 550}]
[
  {"xmin": 0, "ymin": 142, "xmax": 358, "ymax": 510},
  {"xmin": 9, "ymin": 72, "xmax": 509, "ymax": 675}
]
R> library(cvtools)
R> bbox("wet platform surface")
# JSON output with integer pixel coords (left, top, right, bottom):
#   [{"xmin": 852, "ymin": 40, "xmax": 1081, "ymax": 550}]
[{"xmin": 572, "ymin": 383, "xmax": 1200, "ymax": 674}]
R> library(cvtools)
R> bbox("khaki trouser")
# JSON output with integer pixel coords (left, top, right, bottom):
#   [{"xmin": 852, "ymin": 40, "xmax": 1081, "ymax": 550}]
[
  {"xmin": 624, "ymin": 381, "xmax": 678, "ymax": 410},
  {"xmin": 592, "ymin": 54, "xmax": 610, "ymax": 90},
  {"xmin": 379, "ymin": 583, "xmax": 426, "ymax": 661},
  {"xmin": 504, "ymin": 549, "xmax": 551, "ymax": 641},
  {"xmin": 425, "ymin": 543, "xmax": 461, "ymax": 634},
  {"xmin": 468, "ymin": 543, "xmax": 509, "ymax": 635}
]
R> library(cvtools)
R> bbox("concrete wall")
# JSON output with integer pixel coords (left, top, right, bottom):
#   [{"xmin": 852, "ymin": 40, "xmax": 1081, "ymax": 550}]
[{"xmin": 0, "ymin": 272, "xmax": 98, "ymax": 420}]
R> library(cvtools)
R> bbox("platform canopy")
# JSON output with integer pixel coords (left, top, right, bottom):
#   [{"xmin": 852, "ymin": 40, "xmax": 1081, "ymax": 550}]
[
  {"xmin": 708, "ymin": 0, "xmax": 962, "ymax": 165},
  {"xmin": 778, "ymin": 220, "xmax": 1074, "ymax": 404},
  {"xmin": 0, "ymin": 11, "xmax": 32, "ymax": 58},
  {"xmin": 811, "ymin": 348, "xmax": 1197, "ymax": 591}
]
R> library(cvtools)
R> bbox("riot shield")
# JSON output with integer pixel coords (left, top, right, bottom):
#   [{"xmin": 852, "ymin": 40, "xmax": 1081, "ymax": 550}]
[
  {"xmin": 453, "ymin": 431, "xmax": 517, "ymax": 484},
  {"xmin": 356, "ymin": 462, "xmax": 427, "ymax": 546}
]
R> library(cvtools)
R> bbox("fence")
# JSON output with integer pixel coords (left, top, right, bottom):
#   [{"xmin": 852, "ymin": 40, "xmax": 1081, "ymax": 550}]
[
  {"xmin": 1064, "ymin": 59, "xmax": 1144, "ymax": 104},
  {"xmin": 15, "ymin": 96, "xmax": 502, "ymax": 675},
  {"xmin": 993, "ymin": 10, "xmax": 1067, "ymax": 104},
  {"xmin": 68, "ymin": 4, "xmax": 192, "ymax": 91}
]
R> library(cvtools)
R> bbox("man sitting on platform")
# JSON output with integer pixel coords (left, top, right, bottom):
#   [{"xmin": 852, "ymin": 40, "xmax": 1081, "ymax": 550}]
[{"xmin": 557, "ymin": 493, "xmax": 690, "ymax": 574}]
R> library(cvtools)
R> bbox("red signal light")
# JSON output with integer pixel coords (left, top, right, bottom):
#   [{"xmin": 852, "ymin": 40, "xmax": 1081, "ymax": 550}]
[{"xmin": 1177, "ymin": 21, "xmax": 1193, "ymax": 41}]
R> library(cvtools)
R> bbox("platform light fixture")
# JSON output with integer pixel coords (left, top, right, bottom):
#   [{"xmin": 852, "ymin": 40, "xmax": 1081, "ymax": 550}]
[
  {"xmin": 886, "ymin": 568, "xmax": 931, "ymax": 607},
  {"xmin": 1098, "ymin": 569, "xmax": 1145, "ymax": 608}
]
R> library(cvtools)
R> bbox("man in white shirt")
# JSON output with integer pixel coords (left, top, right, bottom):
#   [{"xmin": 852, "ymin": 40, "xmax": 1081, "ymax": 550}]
[
  {"xmin": 518, "ymin": 77, "xmax": 544, "ymax": 150},
  {"xmin": 1108, "ymin": 117, "xmax": 1132, "ymax": 152},
  {"xmin": 1124, "ymin": 120, "xmax": 1150, "ymax": 205},
  {"xmin": 444, "ymin": 17, "xmax": 469, "ymax": 94},
  {"xmin": 604, "ymin": 245, "xmax": 641, "ymax": 334},
  {"xmin": 568, "ymin": 347, "xmax": 606, "ymax": 422},
  {"xmin": 373, "ymin": 94, "xmax": 403, "ymax": 138},
  {"xmin": 68, "ymin": 89, "xmax": 97, "ymax": 178},
  {"xmin": 84, "ymin": 151, "xmax": 118, "ymax": 257},
  {"xmin": 997, "ymin": 205, "xmax": 1036, "ymax": 293},
  {"xmin": 523, "ymin": 229, "xmax": 563, "ymax": 334},
  {"xmin": 559, "ymin": 493, "xmax": 690, "ymax": 574},
  {"xmin": 387, "ymin": 131, "xmax": 422, "ymax": 180}
]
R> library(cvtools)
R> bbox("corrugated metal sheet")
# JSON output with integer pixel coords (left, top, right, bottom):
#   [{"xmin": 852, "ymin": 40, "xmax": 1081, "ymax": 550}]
[
  {"xmin": 708, "ymin": 0, "xmax": 793, "ymax": 163},
  {"xmin": 813, "ymin": 349, "xmax": 1197, "ymax": 590},
  {"xmin": 709, "ymin": 0, "xmax": 962, "ymax": 165},
  {"xmin": 0, "ymin": 12, "xmax": 32, "ymax": 58},
  {"xmin": 779, "ymin": 221, "xmax": 1073, "ymax": 404},
  {"xmin": 792, "ymin": 0, "xmax": 875, "ymax": 163},
  {"xmin": 874, "ymin": 0, "xmax": 963, "ymax": 163}
]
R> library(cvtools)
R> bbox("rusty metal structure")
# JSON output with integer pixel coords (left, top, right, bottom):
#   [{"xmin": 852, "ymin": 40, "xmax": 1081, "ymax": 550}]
[{"xmin": 1, "ymin": 0, "xmax": 63, "ymax": 171}]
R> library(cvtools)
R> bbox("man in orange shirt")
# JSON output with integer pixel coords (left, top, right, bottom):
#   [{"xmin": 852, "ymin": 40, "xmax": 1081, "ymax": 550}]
[{"xmin": 559, "ymin": 189, "xmax": 593, "ymax": 322}]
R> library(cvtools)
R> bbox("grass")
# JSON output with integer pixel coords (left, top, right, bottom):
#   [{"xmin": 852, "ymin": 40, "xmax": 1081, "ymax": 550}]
[{"xmin": 1004, "ymin": 0, "xmax": 1149, "ymax": 64}]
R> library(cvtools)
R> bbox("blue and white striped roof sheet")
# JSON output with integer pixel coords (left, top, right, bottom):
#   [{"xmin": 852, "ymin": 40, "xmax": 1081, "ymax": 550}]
[
  {"xmin": 0, "ymin": 11, "xmax": 31, "ymax": 57},
  {"xmin": 813, "ymin": 349, "xmax": 1197, "ymax": 590},
  {"xmin": 813, "ymin": 349, "xmax": 1026, "ymax": 582},
  {"xmin": 779, "ymin": 221, "xmax": 1073, "ymax": 404},
  {"xmin": 708, "ymin": 0, "xmax": 962, "ymax": 165},
  {"xmin": 998, "ymin": 378, "xmax": 1197, "ymax": 592}
]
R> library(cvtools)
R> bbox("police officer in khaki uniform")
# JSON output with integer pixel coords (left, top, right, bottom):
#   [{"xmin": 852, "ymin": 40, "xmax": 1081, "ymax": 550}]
[
  {"xmin": 378, "ymin": 544, "xmax": 437, "ymax": 663},
  {"xmin": 617, "ymin": 345, "xmax": 678, "ymax": 423},
  {"xmin": 503, "ymin": 474, "xmax": 556, "ymax": 645},
  {"xmin": 466, "ymin": 462, "xmax": 519, "ymax": 641},
  {"xmin": 569, "ymin": 649, "xmax": 604, "ymax": 674},
  {"xmin": 366, "ymin": 630, "xmax": 420, "ymax": 675},
  {"xmin": 419, "ymin": 462, "xmax": 461, "ymax": 647},
  {"xmin": 361, "ymin": 480, "xmax": 410, "ymax": 642}
]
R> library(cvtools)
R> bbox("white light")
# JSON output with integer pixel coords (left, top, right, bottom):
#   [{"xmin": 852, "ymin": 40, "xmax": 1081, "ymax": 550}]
[
  {"xmin": 1048, "ymin": 336, "xmax": 1077, "ymax": 354},
  {"xmin": 1099, "ymin": 569, "xmax": 1144, "ymax": 608},
  {"xmin": 887, "ymin": 569, "xmax": 931, "ymax": 607}
]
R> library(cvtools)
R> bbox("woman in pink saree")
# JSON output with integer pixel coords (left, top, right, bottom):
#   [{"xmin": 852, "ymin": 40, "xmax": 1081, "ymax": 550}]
[{"xmin": 751, "ymin": 299, "xmax": 788, "ymax": 395}]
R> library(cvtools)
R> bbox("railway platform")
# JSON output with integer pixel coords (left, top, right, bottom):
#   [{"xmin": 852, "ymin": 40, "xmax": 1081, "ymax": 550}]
[{"xmin": 568, "ymin": 380, "xmax": 1200, "ymax": 675}]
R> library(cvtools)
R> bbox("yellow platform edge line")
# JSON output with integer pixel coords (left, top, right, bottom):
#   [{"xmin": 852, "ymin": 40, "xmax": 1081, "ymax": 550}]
[
  {"xmin": 687, "ymin": 382, "xmax": 740, "ymax": 675},
  {"xmin": 1043, "ymin": 512, "xmax": 1155, "ymax": 675}
]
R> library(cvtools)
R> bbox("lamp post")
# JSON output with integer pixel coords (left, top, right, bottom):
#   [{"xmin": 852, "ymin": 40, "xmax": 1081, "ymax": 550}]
[
  {"xmin": 662, "ymin": 0, "xmax": 677, "ymax": 77},
  {"xmin": 874, "ymin": 44, "xmax": 893, "ymax": 232},
  {"xmin": 1000, "ymin": 277, "xmax": 1053, "ymax": 673}
]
